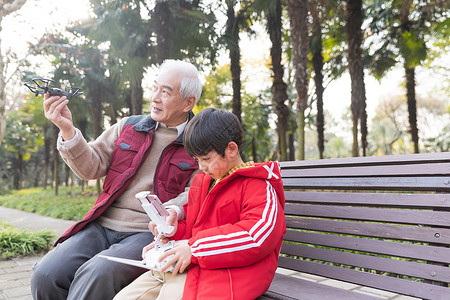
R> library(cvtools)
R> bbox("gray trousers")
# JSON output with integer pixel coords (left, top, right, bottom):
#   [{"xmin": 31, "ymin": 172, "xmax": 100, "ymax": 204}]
[{"xmin": 31, "ymin": 222, "xmax": 154, "ymax": 300}]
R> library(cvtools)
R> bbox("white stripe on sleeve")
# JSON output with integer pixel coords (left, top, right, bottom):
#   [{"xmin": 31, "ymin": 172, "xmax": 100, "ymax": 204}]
[{"xmin": 191, "ymin": 181, "xmax": 278, "ymax": 258}]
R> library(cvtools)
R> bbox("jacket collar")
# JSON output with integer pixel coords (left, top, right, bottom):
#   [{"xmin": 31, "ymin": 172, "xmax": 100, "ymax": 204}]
[{"xmin": 133, "ymin": 111, "xmax": 195, "ymax": 144}]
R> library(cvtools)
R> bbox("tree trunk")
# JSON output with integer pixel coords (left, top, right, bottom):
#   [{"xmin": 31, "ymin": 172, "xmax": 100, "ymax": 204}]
[
  {"xmin": 90, "ymin": 88, "xmax": 102, "ymax": 194},
  {"xmin": 360, "ymin": 90, "xmax": 368, "ymax": 156},
  {"xmin": 52, "ymin": 125, "xmax": 59, "ymax": 196},
  {"xmin": 77, "ymin": 119, "xmax": 88, "ymax": 189},
  {"xmin": 405, "ymin": 66, "xmax": 419, "ymax": 153},
  {"xmin": 345, "ymin": 0, "xmax": 367, "ymax": 157},
  {"xmin": 65, "ymin": 164, "xmax": 70, "ymax": 186},
  {"xmin": 106, "ymin": 103, "xmax": 118, "ymax": 125},
  {"xmin": 251, "ymin": 136, "xmax": 257, "ymax": 162},
  {"xmin": 91, "ymin": 91, "xmax": 102, "ymax": 140},
  {"xmin": 18, "ymin": 153, "xmax": 23, "ymax": 189},
  {"xmin": 288, "ymin": 131, "xmax": 295, "ymax": 161},
  {"xmin": 311, "ymin": 4, "xmax": 325, "ymax": 159},
  {"xmin": 12, "ymin": 153, "xmax": 23, "ymax": 190},
  {"xmin": 400, "ymin": 0, "xmax": 419, "ymax": 153},
  {"xmin": 287, "ymin": 97, "xmax": 296, "ymax": 161},
  {"xmin": 287, "ymin": 0, "xmax": 309, "ymax": 160},
  {"xmin": 268, "ymin": 0, "xmax": 290, "ymax": 161},
  {"xmin": 13, "ymin": 164, "xmax": 19, "ymax": 190},
  {"xmin": 154, "ymin": 2, "xmax": 171, "ymax": 64},
  {"xmin": 43, "ymin": 125, "xmax": 51, "ymax": 189},
  {"xmin": 297, "ymin": 109, "xmax": 306, "ymax": 160},
  {"xmin": 226, "ymin": 3, "xmax": 242, "ymax": 123},
  {"xmin": 131, "ymin": 85, "xmax": 143, "ymax": 115}
]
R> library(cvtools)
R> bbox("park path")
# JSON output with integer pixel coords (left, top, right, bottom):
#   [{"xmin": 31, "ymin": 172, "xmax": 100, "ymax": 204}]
[{"xmin": 0, "ymin": 206, "xmax": 75, "ymax": 300}]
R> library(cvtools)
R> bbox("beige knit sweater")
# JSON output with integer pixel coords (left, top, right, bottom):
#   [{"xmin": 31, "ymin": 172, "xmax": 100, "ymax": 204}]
[{"xmin": 57, "ymin": 117, "xmax": 197, "ymax": 232}]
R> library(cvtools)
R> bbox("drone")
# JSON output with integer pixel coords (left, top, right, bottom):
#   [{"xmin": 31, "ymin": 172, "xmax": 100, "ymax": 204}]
[{"xmin": 24, "ymin": 78, "xmax": 84, "ymax": 99}]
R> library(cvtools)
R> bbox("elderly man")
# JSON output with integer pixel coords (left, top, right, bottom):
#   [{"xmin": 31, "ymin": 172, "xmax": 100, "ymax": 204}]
[{"xmin": 31, "ymin": 60, "xmax": 202, "ymax": 300}]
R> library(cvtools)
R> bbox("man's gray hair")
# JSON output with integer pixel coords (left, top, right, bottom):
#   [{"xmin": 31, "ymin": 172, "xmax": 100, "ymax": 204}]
[{"xmin": 160, "ymin": 59, "xmax": 202, "ymax": 105}]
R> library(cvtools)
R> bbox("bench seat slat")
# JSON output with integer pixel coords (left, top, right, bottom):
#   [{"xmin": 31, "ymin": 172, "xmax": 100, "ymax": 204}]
[
  {"xmin": 282, "ymin": 162, "xmax": 450, "ymax": 177},
  {"xmin": 284, "ymin": 191, "xmax": 450, "ymax": 208},
  {"xmin": 286, "ymin": 217, "xmax": 450, "ymax": 244},
  {"xmin": 286, "ymin": 204, "xmax": 450, "ymax": 226},
  {"xmin": 281, "ymin": 243, "xmax": 450, "ymax": 283},
  {"xmin": 282, "ymin": 177, "xmax": 450, "ymax": 191},
  {"xmin": 284, "ymin": 230, "xmax": 450, "ymax": 264},
  {"xmin": 278, "ymin": 257, "xmax": 450, "ymax": 299},
  {"xmin": 258, "ymin": 273, "xmax": 381, "ymax": 300}
]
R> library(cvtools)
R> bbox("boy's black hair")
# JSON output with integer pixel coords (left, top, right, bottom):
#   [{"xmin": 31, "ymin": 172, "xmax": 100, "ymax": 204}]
[{"xmin": 183, "ymin": 107, "xmax": 243, "ymax": 157}]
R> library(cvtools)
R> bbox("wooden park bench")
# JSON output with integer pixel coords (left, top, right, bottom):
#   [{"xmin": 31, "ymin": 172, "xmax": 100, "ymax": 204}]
[{"xmin": 259, "ymin": 152, "xmax": 450, "ymax": 300}]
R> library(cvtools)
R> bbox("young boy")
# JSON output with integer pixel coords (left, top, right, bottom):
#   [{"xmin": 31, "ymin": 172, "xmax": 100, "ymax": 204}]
[{"xmin": 114, "ymin": 107, "xmax": 286, "ymax": 300}]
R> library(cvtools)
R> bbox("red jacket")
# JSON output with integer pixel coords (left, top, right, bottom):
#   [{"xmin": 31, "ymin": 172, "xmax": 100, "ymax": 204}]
[
  {"xmin": 56, "ymin": 114, "xmax": 198, "ymax": 245},
  {"xmin": 172, "ymin": 161, "xmax": 286, "ymax": 300}
]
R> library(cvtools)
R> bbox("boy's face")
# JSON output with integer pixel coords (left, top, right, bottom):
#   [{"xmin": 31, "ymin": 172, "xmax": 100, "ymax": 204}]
[{"xmin": 195, "ymin": 149, "xmax": 232, "ymax": 180}]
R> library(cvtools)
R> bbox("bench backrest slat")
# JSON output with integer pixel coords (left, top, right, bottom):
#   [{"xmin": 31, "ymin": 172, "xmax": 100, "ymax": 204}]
[
  {"xmin": 285, "ymin": 231, "xmax": 450, "ymax": 264},
  {"xmin": 279, "ymin": 152, "xmax": 450, "ymax": 299},
  {"xmin": 282, "ymin": 243, "xmax": 450, "ymax": 283},
  {"xmin": 285, "ymin": 191, "xmax": 450, "ymax": 208},
  {"xmin": 283, "ymin": 176, "xmax": 450, "ymax": 191},
  {"xmin": 286, "ymin": 217, "xmax": 450, "ymax": 244},
  {"xmin": 280, "ymin": 152, "xmax": 450, "ymax": 168},
  {"xmin": 286, "ymin": 203, "xmax": 450, "ymax": 226},
  {"xmin": 282, "ymin": 162, "xmax": 450, "ymax": 177}
]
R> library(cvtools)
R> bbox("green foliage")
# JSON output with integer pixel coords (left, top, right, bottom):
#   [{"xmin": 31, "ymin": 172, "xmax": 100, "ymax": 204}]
[
  {"xmin": 0, "ymin": 186, "xmax": 96, "ymax": 221},
  {"xmin": 400, "ymin": 31, "xmax": 427, "ymax": 68},
  {"xmin": 198, "ymin": 64, "xmax": 233, "ymax": 110},
  {"xmin": 0, "ymin": 222, "xmax": 54, "ymax": 259},
  {"xmin": 367, "ymin": 47, "xmax": 397, "ymax": 80},
  {"xmin": 1, "ymin": 112, "xmax": 46, "ymax": 189},
  {"xmin": 321, "ymin": 23, "xmax": 347, "ymax": 81},
  {"xmin": 3, "ymin": 112, "xmax": 43, "ymax": 160},
  {"xmin": 365, "ymin": 0, "xmax": 447, "ymax": 72},
  {"xmin": 241, "ymin": 92, "xmax": 273, "ymax": 162}
]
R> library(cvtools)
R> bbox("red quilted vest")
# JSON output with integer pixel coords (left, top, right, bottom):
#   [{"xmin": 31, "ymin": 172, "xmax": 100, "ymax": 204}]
[{"xmin": 55, "ymin": 114, "xmax": 198, "ymax": 245}]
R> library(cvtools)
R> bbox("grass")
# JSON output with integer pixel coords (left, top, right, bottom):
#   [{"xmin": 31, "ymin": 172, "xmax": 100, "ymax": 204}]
[
  {"xmin": 0, "ymin": 186, "xmax": 96, "ymax": 259},
  {"xmin": 0, "ymin": 221, "xmax": 55, "ymax": 259},
  {"xmin": 0, "ymin": 186, "xmax": 97, "ymax": 221}
]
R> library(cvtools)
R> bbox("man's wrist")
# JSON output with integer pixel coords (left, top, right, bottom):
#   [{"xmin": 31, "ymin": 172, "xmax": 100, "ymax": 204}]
[
  {"xmin": 61, "ymin": 129, "xmax": 76, "ymax": 141},
  {"xmin": 58, "ymin": 129, "xmax": 79, "ymax": 146}
]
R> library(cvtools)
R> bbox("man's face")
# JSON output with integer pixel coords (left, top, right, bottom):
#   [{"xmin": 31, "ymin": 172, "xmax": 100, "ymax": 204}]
[{"xmin": 150, "ymin": 70, "xmax": 192, "ymax": 127}]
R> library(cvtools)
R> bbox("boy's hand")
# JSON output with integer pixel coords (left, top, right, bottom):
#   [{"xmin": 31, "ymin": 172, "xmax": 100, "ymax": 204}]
[
  {"xmin": 141, "ymin": 238, "xmax": 170, "ymax": 260},
  {"xmin": 142, "ymin": 242, "xmax": 155, "ymax": 260},
  {"xmin": 159, "ymin": 241, "xmax": 191, "ymax": 275},
  {"xmin": 148, "ymin": 208, "xmax": 178, "ymax": 237}
]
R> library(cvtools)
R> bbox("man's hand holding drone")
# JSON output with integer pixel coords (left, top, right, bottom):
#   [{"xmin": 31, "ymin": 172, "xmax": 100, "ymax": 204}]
[
  {"xmin": 43, "ymin": 93, "xmax": 76, "ymax": 141},
  {"xmin": 25, "ymin": 78, "xmax": 83, "ymax": 141}
]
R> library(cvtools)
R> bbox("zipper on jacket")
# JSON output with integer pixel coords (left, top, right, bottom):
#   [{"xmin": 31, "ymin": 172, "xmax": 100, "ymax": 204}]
[{"xmin": 153, "ymin": 140, "xmax": 182, "ymax": 196}]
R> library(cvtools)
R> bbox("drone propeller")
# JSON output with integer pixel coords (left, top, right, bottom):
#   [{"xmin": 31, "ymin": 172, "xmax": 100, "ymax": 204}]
[
  {"xmin": 67, "ymin": 87, "xmax": 84, "ymax": 99},
  {"xmin": 32, "ymin": 78, "xmax": 54, "ymax": 86},
  {"xmin": 23, "ymin": 83, "xmax": 38, "ymax": 96}
]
